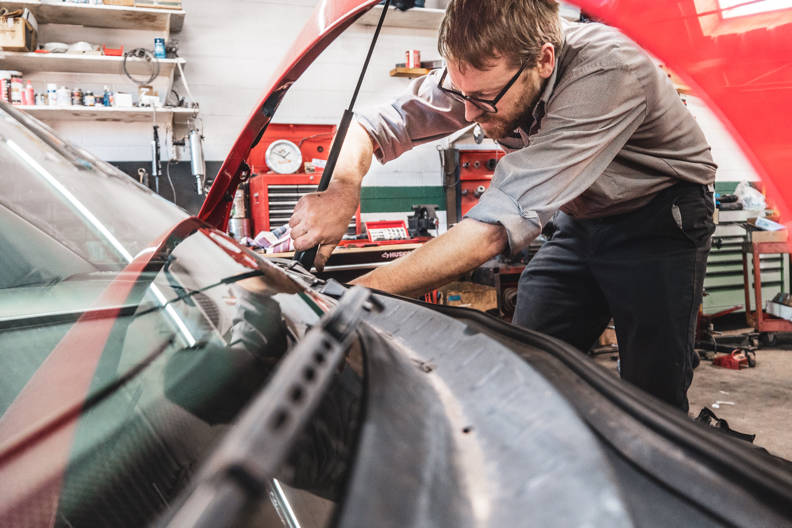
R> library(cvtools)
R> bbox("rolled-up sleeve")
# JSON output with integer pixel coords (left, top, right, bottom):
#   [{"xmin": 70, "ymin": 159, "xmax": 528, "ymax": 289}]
[
  {"xmin": 354, "ymin": 69, "xmax": 470, "ymax": 164},
  {"xmin": 466, "ymin": 62, "xmax": 647, "ymax": 254}
]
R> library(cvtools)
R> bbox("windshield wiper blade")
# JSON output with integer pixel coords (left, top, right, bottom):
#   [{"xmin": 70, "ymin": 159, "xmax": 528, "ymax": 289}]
[{"xmin": 160, "ymin": 286, "xmax": 382, "ymax": 528}]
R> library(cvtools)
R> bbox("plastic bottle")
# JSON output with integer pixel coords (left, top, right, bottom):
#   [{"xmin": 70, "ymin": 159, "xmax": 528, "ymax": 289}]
[
  {"xmin": 47, "ymin": 83, "xmax": 57, "ymax": 106},
  {"xmin": 154, "ymin": 38, "xmax": 166, "ymax": 59},
  {"xmin": 24, "ymin": 81, "xmax": 34, "ymax": 106},
  {"xmin": 103, "ymin": 85, "xmax": 111, "ymax": 107},
  {"xmin": 57, "ymin": 86, "xmax": 70, "ymax": 107}
]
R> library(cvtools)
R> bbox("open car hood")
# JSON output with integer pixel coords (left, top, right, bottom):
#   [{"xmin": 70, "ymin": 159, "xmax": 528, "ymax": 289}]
[
  {"xmin": 200, "ymin": 0, "xmax": 792, "ymax": 237},
  {"xmin": 198, "ymin": 0, "xmax": 381, "ymax": 229}
]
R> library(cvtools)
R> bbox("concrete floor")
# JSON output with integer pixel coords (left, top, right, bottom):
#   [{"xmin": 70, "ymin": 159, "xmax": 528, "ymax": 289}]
[{"xmin": 591, "ymin": 330, "xmax": 792, "ymax": 461}]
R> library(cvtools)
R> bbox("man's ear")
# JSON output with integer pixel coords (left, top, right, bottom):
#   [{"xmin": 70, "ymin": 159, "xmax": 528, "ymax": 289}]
[{"xmin": 537, "ymin": 43, "xmax": 555, "ymax": 79}]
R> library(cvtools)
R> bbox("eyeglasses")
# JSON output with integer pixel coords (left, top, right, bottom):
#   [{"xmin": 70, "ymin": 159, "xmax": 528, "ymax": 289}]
[{"xmin": 437, "ymin": 60, "xmax": 531, "ymax": 114}]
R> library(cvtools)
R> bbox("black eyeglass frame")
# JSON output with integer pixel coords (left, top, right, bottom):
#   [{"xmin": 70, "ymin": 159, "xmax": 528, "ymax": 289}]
[{"xmin": 437, "ymin": 59, "xmax": 531, "ymax": 114}]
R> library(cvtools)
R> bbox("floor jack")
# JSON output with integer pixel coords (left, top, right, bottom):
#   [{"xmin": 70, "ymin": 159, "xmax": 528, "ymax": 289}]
[{"xmin": 695, "ymin": 305, "xmax": 758, "ymax": 369}]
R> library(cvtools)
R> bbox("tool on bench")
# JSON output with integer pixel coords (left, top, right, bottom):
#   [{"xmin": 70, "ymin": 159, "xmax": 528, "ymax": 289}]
[{"xmin": 293, "ymin": 0, "xmax": 392, "ymax": 270}]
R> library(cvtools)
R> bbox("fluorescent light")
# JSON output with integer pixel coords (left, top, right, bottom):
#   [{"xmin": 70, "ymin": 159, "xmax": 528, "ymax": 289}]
[
  {"xmin": 7, "ymin": 138, "xmax": 196, "ymax": 347},
  {"xmin": 7, "ymin": 139, "xmax": 133, "ymax": 263},
  {"xmin": 719, "ymin": 0, "xmax": 792, "ymax": 18}
]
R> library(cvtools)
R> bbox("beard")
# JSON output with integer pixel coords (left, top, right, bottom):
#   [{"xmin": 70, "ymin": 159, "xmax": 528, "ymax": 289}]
[{"xmin": 476, "ymin": 73, "xmax": 543, "ymax": 140}]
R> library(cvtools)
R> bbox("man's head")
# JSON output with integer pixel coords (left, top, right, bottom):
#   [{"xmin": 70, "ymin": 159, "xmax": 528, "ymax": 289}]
[{"xmin": 437, "ymin": 0, "xmax": 563, "ymax": 138}]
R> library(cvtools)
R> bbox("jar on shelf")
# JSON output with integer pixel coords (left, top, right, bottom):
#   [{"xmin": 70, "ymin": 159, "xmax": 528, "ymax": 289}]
[
  {"xmin": 85, "ymin": 91, "xmax": 95, "ymax": 106},
  {"xmin": 57, "ymin": 86, "xmax": 70, "ymax": 107},
  {"xmin": 71, "ymin": 88, "xmax": 84, "ymax": 106}
]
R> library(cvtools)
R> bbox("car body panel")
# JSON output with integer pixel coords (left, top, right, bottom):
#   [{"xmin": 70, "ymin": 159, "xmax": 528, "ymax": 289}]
[{"xmin": 573, "ymin": 0, "xmax": 792, "ymax": 228}]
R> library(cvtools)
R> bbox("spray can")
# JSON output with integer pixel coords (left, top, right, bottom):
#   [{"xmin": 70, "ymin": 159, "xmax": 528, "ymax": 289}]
[
  {"xmin": 10, "ymin": 73, "xmax": 23, "ymax": 105},
  {"xmin": 0, "ymin": 71, "xmax": 11, "ymax": 103},
  {"xmin": 228, "ymin": 185, "xmax": 251, "ymax": 240},
  {"xmin": 24, "ymin": 80, "xmax": 34, "ymax": 106}
]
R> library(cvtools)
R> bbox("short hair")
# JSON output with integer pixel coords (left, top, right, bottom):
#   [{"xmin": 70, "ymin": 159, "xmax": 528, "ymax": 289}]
[{"xmin": 438, "ymin": 0, "xmax": 564, "ymax": 71}]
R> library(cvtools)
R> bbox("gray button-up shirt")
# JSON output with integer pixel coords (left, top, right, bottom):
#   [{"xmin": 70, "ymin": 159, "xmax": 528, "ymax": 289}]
[{"xmin": 355, "ymin": 19, "xmax": 717, "ymax": 253}]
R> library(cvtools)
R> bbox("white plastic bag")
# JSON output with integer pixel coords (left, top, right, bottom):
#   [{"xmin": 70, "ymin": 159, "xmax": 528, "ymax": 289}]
[{"xmin": 734, "ymin": 180, "xmax": 766, "ymax": 211}]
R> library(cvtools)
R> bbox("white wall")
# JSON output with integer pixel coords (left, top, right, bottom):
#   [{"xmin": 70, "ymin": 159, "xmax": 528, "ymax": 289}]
[{"xmin": 684, "ymin": 94, "xmax": 761, "ymax": 182}]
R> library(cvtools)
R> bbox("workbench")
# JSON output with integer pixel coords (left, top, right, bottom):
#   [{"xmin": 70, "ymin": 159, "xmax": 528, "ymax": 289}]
[{"xmin": 261, "ymin": 242, "xmax": 425, "ymax": 283}]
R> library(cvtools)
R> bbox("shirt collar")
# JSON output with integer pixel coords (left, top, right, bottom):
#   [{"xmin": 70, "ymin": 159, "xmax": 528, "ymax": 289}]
[
  {"xmin": 538, "ymin": 20, "xmax": 570, "ymax": 103},
  {"xmin": 508, "ymin": 18, "xmax": 570, "ymax": 139}
]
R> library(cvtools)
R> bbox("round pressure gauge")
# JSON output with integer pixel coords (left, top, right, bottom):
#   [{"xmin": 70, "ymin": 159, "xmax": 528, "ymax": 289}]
[{"xmin": 265, "ymin": 139, "xmax": 303, "ymax": 174}]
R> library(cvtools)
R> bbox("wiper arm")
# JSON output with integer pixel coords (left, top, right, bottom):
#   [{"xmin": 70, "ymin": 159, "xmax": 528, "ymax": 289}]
[
  {"xmin": 160, "ymin": 286, "xmax": 383, "ymax": 528},
  {"xmin": 134, "ymin": 270, "xmax": 264, "ymax": 319}
]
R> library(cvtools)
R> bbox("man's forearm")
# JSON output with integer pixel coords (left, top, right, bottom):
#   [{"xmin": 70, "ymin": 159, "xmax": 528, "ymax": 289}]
[
  {"xmin": 350, "ymin": 219, "xmax": 509, "ymax": 298},
  {"xmin": 290, "ymin": 120, "xmax": 376, "ymax": 267},
  {"xmin": 327, "ymin": 120, "xmax": 375, "ymax": 191}
]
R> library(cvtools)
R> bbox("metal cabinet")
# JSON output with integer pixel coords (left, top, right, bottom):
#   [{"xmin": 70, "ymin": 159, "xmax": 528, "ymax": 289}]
[{"xmin": 703, "ymin": 210, "xmax": 790, "ymax": 313}]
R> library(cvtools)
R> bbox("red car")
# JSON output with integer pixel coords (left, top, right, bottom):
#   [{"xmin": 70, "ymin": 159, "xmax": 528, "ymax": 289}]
[{"xmin": 2, "ymin": 1, "xmax": 791, "ymax": 527}]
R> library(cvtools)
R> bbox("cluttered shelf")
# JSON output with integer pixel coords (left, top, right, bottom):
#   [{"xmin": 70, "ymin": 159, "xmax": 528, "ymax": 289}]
[
  {"xmin": 18, "ymin": 104, "xmax": 196, "ymax": 123},
  {"xmin": 0, "ymin": 1, "xmax": 185, "ymax": 32},
  {"xmin": 0, "ymin": 51, "xmax": 185, "ymax": 76}
]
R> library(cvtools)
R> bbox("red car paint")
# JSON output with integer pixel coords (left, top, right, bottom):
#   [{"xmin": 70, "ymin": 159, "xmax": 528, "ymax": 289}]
[{"xmin": 198, "ymin": 0, "xmax": 383, "ymax": 229}]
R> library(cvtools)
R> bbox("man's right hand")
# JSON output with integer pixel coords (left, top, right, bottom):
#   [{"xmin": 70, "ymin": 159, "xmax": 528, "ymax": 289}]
[
  {"xmin": 289, "ymin": 181, "xmax": 360, "ymax": 271},
  {"xmin": 288, "ymin": 120, "xmax": 376, "ymax": 271}
]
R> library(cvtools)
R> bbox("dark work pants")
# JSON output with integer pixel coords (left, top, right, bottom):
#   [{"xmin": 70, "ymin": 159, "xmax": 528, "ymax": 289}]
[{"xmin": 513, "ymin": 182, "xmax": 715, "ymax": 412}]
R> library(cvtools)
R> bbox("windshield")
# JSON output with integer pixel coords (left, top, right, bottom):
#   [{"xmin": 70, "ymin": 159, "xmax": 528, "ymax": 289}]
[
  {"xmin": 0, "ymin": 104, "xmax": 187, "ymax": 290},
  {"xmin": 0, "ymin": 103, "xmax": 361, "ymax": 528}
]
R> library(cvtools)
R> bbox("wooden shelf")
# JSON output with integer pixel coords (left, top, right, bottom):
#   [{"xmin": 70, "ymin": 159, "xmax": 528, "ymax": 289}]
[
  {"xmin": 18, "ymin": 105, "xmax": 196, "ymax": 124},
  {"xmin": 356, "ymin": 5, "xmax": 446, "ymax": 30},
  {"xmin": 390, "ymin": 67, "xmax": 431, "ymax": 78},
  {"xmin": 0, "ymin": 52, "xmax": 185, "ymax": 76},
  {"xmin": 0, "ymin": 1, "xmax": 185, "ymax": 32}
]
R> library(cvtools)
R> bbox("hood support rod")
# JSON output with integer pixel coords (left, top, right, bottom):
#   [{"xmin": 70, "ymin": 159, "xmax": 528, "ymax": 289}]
[{"xmin": 294, "ymin": 0, "xmax": 392, "ymax": 270}]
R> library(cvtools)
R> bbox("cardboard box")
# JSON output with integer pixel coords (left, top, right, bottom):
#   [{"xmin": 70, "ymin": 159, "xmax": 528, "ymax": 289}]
[
  {"xmin": 0, "ymin": 16, "xmax": 37, "ymax": 52},
  {"xmin": 749, "ymin": 229, "xmax": 788, "ymax": 243},
  {"xmin": 766, "ymin": 301, "xmax": 792, "ymax": 322},
  {"xmin": 103, "ymin": 0, "xmax": 135, "ymax": 5},
  {"xmin": 438, "ymin": 281, "xmax": 497, "ymax": 313}
]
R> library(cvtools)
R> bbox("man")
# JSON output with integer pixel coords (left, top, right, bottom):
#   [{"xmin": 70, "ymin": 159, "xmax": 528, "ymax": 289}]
[{"xmin": 288, "ymin": 0, "xmax": 716, "ymax": 411}]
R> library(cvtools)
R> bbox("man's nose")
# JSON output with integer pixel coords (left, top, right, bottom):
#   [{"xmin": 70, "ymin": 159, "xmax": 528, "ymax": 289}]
[{"xmin": 464, "ymin": 100, "xmax": 485, "ymax": 122}]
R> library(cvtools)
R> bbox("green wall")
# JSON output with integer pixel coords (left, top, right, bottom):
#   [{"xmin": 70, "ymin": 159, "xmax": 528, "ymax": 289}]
[{"xmin": 360, "ymin": 186, "xmax": 446, "ymax": 213}]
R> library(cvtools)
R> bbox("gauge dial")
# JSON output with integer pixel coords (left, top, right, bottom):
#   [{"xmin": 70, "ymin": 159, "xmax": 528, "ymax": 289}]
[{"xmin": 265, "ymin": 139, "xmax": 303, "ymax": 174}]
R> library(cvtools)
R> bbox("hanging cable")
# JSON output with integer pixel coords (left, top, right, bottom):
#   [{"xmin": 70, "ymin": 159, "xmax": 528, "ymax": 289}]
[{"xmin": 123, "ymin": 48, "xmax": 161, "ymax": 86}]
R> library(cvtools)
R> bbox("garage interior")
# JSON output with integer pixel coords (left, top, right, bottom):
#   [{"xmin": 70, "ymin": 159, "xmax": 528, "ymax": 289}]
[{"xmin": 2, "ymin": 0, "xmax": 791, "ymax": 525}]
